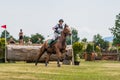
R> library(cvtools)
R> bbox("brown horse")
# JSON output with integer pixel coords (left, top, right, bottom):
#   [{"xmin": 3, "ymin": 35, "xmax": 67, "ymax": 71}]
[{"xmin": 35, "ymin": 24, "xmax": 71, "ymax": 67}]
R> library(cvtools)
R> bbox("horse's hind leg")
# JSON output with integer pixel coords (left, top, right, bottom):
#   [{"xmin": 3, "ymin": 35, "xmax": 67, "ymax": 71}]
[{"xmin": 45, "ymin": 53, "xmax": 51, "ymax": 67}]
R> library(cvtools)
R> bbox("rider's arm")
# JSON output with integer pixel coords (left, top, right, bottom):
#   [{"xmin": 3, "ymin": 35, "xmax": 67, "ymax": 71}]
[{"xmin": 52, "ymin": 24, "xmax": 58, "ymax": 31}]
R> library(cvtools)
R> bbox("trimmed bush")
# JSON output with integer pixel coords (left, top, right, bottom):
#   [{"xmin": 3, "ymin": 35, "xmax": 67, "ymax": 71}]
[
  {"xmin": 85, "ymin": 43, "xmax": 94, "ymax": 61},
  {"xmin": 73, "ymin": 42, "xmax": 83, "ymax": 62},
  {"xmin": 86, "ymin": 43, "xmax": 93, "ymax": 54},
  {"xmin": 0, "ymin": 38, "xmax": 5, "ymax": 62}
]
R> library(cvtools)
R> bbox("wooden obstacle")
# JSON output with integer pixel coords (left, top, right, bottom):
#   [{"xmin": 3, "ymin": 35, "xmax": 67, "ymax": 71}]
[
  {"xmin": 102, "ymin": 53, "xmax": 118, "ymax": 60},
  {"xmin": 6, "ymin": 45, "xmax": 72, "ymax": 62}
]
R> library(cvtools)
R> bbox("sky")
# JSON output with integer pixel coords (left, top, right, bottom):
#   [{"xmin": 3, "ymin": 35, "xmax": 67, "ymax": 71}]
[{"xmin": 0, "ymin": 0, "xmax": 120, "ymax": 41}]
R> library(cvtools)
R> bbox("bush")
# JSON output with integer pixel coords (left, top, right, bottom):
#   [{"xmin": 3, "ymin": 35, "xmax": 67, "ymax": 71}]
[
  {"xmin": 95, "ymin": 46, "xmax": 102, "ymax": 57},
  {"xmin": 95, "ymin": 46, "xmax": 101, "ymax": 52},
  {"xmin": 109, "ymin": 47, "xmax": 117, "ymax": 53},
  {"xmin": 73, "ymin": 42, "xmax": 83, "ymax": 53},
  {"xmin": 72, "ymin": 42, "xmax": 83, "ymax": 61},
  {"xmin": 86, "ymin": 43, "xmax": 93, "ymax": 54},
  {"xmin": 0, "ymin": 38, "xmax": 5, "ymax": 62},
  {"xmin": 74, "ymin": 54, "xmax": 80, "ymax": 62}
]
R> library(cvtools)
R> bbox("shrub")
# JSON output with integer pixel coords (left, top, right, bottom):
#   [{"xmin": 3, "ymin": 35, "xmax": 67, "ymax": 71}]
[
  {"xmin": 73, "ymin": 42, "xmax": 83, "ymax": 52},
  {"xmin": 95, "ymin": 46, "xmax": 102, "ymax": 57},
  {"xmin": 72, "ymin": 42, "xmax": 83, "ymax": 61},
  {"xmin": 86, "ymin": 43, "xmax": 93, "ymax": 54},
  {"xmin": 0, "ymin": 38, "xmax": 5, "ymax": 59},
  {"xmin": 95, "ymin": 46, "xmax": 101, "ymax": 52},
  {"xmin": 74, "ymin": 54, "xmax": 80, "ymax": 62},
  {"xmin": 109, "ymin": 47, "xmax": 117, "ymax": 53}
]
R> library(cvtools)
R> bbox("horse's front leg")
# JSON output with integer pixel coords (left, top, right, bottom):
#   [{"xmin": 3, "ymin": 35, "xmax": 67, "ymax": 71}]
[
  {"xmin": 55, "ymin": 49, "xmax": 62, "ymax": 67},
  {"xmin": 45, "ymin": 53, "xmax": 51, "ymax": 67},
  {"xmin": 57, "ymin": 58, "xmax": 61, "ymax": 67}
]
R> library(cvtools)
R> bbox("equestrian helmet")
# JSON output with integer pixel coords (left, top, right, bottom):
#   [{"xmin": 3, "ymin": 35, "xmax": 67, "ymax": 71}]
[{"xmin": 59, "ymin": 19, "xmax": 64, "ymax": 22}]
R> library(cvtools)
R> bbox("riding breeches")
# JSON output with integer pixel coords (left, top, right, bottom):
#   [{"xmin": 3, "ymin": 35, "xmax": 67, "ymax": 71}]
[{"xmin": 53, "ymin": 32, "xmax": 61, "ymax": 40}]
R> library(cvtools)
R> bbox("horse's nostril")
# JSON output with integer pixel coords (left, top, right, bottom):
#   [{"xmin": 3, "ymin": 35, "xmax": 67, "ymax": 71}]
[{"xmin": 69, "ymin": 33, "xmax": 72, "ymax": 35}]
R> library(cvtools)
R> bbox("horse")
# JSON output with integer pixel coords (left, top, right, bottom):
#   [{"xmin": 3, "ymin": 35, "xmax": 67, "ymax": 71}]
[{"xmin": 35, "ymin": 24, "xmax": 71, "ymax": 67}]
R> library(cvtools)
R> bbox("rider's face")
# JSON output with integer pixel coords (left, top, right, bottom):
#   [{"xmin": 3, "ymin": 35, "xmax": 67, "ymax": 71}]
[{"xmin": 59, "ymin": 21, "xmax": 63, "ymax": 25}]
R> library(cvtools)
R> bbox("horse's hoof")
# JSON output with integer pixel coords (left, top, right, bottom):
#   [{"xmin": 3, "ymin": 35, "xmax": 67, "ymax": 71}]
[
  {"xmin": 35, "ymin": 63, "xmax": 37, "ymax": 66},
  {"xmin": 57, "ymin": 64, "xmax": 61, "ymax": 67},
  {"xmin": 45, "ymin": 64, "xmax": 48, "ymax": 67}
]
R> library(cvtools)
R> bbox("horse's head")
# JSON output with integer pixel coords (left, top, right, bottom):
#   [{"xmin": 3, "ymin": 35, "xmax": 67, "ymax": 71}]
[{"xmin": 63, "ymin": 24, "xmax": 71, "ymax": 36}]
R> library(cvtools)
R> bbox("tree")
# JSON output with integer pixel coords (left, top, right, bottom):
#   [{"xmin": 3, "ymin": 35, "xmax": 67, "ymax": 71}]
[
  {"xmin": 81, "ymin": 38, "xmax": 87, "ymax": 43},
  {"xmin": 31, "ymin": 33, "xmax": 44, "ymax": 43},
  {"xmin": 102, "ymin": 41, "xmax": 109, "ymax": 51},
  {"xmin": 93, "ymin": 34, "xmax": 109, "ymax": 52},
  {"xmin": 23, "ymin": 35, "xmax": 30, "ymax": 43},
  {"xmin": 109, "ymin": 13, "xmax": 120, "ymax": 46},
  {"xmin": 93, "ymin": 34, "xmax": 103, "ymax": 47},
  {"xmin": 0, "ymin": 30, "xmax": 16, "ymax": 41},
  {"xmin": 66, "ymin": 28, "xmax": 80, "ymax": 45},
  {"xmin": 1, "ymin": 30, "xmax": 10, "ymax": 39}
]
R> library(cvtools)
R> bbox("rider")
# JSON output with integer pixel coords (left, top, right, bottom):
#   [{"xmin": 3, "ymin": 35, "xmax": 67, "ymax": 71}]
[{"xmin": 49, "ymin": 19, "xmax": 64, "ymax": 47}]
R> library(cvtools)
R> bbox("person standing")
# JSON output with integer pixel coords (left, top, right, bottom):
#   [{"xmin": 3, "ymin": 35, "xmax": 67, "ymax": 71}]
[{"xmin": 19, "ymin": 29, "xmax": 24, "ymax": 45}]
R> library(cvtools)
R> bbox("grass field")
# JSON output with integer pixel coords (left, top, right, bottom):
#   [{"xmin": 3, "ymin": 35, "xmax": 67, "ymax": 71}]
[{"xmin": 0, "ymin": 60, "xmax": 120, "ymax": 80}]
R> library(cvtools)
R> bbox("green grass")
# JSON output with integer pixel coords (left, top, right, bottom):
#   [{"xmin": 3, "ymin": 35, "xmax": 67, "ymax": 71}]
[{"xmin": 0, "ymin": 60, "xmax": 120, "ymax": 80}]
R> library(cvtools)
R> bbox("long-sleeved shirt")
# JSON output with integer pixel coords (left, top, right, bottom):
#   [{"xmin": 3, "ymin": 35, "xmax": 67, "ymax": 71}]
[{"xmin": 52, "ymin": 24, "xmax": 64, "ymax": 34}]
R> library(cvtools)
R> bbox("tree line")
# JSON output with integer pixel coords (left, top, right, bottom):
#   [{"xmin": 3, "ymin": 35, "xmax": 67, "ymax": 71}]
[
  {"xmin": 0, "ymin": 24, "xmax": 111, "ymax": 52},
  {"xmin": 0, "ymin": 13, "xmax": 120, "ymax": 49}
]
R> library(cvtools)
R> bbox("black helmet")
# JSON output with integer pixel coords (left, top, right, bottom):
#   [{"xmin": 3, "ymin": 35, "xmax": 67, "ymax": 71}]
[
  {"xmin": 20, "ymin": 29, "xmax": 22, "ymax": 31},
  {"xmin": 59, "ymin": 19, "xmax": 64, "ymax": 22}
]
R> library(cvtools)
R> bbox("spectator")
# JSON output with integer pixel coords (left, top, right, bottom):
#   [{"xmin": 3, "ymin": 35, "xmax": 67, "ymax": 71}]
[{"xmin": 19, "ymin": 29, "xmax": 24, "ymax": 45}]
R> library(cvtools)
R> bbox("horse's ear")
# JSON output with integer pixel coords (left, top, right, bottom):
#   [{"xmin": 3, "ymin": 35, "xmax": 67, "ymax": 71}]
[{"xmin": 64, "ymin": 24, "xmax": 68, "ymax": 28}]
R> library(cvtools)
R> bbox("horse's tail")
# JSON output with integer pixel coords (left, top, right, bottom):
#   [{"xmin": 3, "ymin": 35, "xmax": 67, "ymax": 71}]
[{"xmin": 35, "ymin": 44, "xmax": 46, "ymax": 66}]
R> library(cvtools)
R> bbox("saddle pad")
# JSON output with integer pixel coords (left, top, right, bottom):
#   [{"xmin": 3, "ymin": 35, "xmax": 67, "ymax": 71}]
[
  {"xmin": 48, "ymin": 39, "xmax": 57, "ymax": 45},
  {"xmin": 48, "ymin": 39, "xmax": 52, "ymax": 45}
]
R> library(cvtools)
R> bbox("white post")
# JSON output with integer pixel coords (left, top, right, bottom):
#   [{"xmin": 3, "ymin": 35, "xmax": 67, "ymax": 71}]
[
  {"xmin": 5, "ymin": 29, "xmax": 7, "ymax": 62},
  {"xmin": 71, "ymin": 28, "xmax": 74, "ymax": 65}
]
